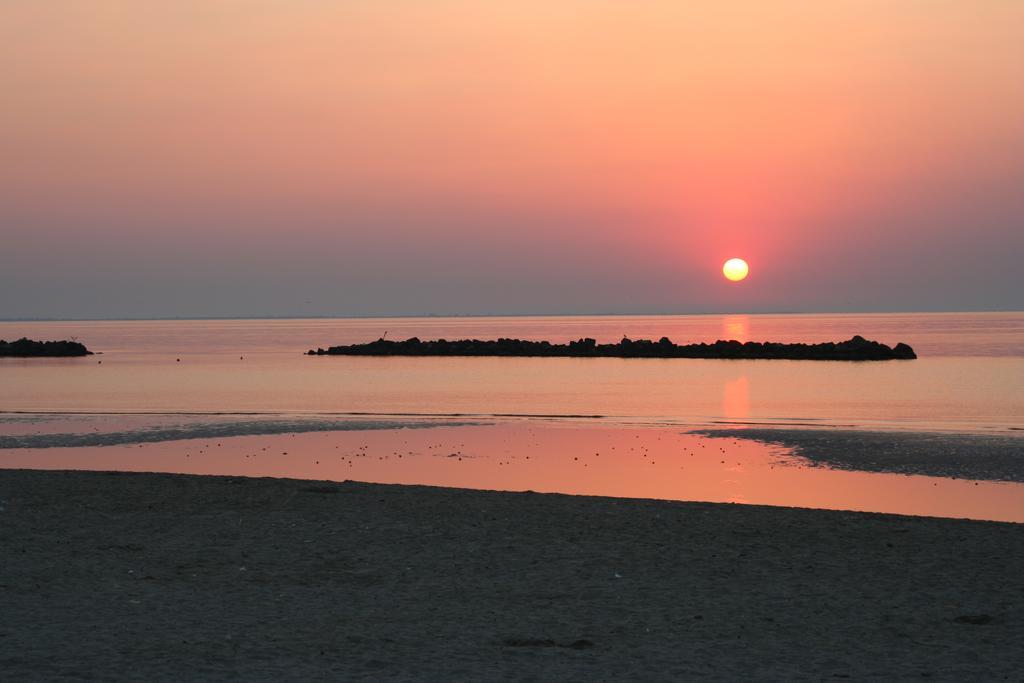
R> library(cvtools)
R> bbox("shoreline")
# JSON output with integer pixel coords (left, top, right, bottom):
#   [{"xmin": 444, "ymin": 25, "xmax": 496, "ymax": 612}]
[
  {"xmin": 693, "ymin": 427, "xmax": 1024, "ymax": 482},
  {"xmin": 2, "ymin": 469, "xmax": 1022, "ymax": 679},
  {"xmin": 3, "ymin": 419, "xmax": 1023, "ymax": 523}
]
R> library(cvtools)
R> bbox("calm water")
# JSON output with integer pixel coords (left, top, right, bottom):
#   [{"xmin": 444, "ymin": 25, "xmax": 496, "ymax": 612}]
[
  {"xmin": 4, "ymin": 423, "xmax": 1022, "ymax": 522},
  {"xmin": 2, "ymin": 312, "xmax": 1022, "ymax": 432}
]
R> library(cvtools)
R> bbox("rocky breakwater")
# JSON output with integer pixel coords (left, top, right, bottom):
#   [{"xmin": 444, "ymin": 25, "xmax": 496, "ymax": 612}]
[
  {"xmin": 308, "ymin": 335, "xmax": 916, "ymax": 361},
  {"xmin": 0, "ymin": 338, "xmax": 92, "ymax": 357}
]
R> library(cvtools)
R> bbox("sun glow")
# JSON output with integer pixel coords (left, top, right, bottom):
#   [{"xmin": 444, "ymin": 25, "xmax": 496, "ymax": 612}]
[{"xmin": 723, "ymin": 258, "xmax": 749, "ymax": 282}]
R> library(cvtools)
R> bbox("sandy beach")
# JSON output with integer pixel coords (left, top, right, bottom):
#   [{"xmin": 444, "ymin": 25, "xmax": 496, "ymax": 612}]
[
  {"xmin": 2, "ymin": 469, "xmax": 1022, "ymax": 680},
  {"xmin": 6, "ymin": 0, "xmax": 1024, "ymax": 677},
  {"xmin": 693, "ymin": 428, "xmax": 1024, "ymax": 482}
]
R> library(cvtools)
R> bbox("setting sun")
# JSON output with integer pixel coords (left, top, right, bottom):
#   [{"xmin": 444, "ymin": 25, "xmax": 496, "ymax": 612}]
[{"xmin": 723, "ymin": 258, "xmax": 749, "ymax": 282}]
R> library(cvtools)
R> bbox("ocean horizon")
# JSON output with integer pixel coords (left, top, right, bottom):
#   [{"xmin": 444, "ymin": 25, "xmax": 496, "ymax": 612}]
[
  {"xmin": 3, "ymin": 307, "xmax": 1022, "ymax": 323},
  {"xmin": 3, "ymin": 312, "xmax": 1022, "ymax": 434}
]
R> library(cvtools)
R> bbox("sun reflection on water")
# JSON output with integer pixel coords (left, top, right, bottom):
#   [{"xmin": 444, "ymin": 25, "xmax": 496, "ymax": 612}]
[{"xmin": 722, "ymin": 314, "xmax": 750, "ymax": 343}]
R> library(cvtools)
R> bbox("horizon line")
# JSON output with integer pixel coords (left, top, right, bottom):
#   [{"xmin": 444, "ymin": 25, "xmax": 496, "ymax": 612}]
[{"xmin": 1, "ymin": 308, "xmax": 1022, "ymax": 323}]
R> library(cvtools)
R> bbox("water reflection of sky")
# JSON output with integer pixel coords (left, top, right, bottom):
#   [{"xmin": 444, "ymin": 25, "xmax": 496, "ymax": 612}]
[
  {"xmin": 2, "ymin": 420, "xmax": 1022, "ymax": 523},
  {"xmin": 2, "ymin": 315, "xmax": 1023, "ymax": 432},
  {"xmin": 722, "ymin": 314, "xmax": 750, "ymax": 343}
]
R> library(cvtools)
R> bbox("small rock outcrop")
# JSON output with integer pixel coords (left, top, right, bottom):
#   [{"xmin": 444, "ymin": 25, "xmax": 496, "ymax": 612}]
[
  {"xmin": 308, "ymin": 334, "xmax": 916, "ymax": 361},
  {"xmin": 0, "ymin": 338, "xmax": 92, "ymax": 357}
]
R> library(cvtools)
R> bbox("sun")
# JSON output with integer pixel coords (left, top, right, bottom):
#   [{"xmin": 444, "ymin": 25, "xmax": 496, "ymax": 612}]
[{"xmin": 722, "ymin": 258, "xmax": 749, "ymax": 282}]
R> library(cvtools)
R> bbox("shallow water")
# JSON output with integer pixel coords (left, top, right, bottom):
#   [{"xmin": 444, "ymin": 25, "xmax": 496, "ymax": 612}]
[
  {"xmin": 3, "ymin": 313, "xmax": 1023, "ymax": 521},
  {"xmin": 3, "ymin": 420, "xmax": 1021, "ymax": 523},
  {"xmin": 2, "ymin": 313, "xmax": 1022, "ymax": 431}
]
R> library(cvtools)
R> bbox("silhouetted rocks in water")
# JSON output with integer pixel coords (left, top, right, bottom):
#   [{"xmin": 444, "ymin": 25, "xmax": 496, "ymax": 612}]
[
  {"xmin": 0, "ymin": 338, "xmax": 92, "ymax": 357},
  {"xmin": 308, "ymin": 334, "xmax": 916, "ymax": 361}
]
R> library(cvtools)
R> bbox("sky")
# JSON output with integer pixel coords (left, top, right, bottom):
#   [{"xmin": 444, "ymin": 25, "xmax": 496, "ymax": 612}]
[{"xmin": 2, "ymin": 1, "xmax": 1023, "ymax": 319}]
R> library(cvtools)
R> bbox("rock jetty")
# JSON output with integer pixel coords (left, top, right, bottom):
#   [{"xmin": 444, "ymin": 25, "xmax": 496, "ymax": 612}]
[
  {"xmin": 0, "ymin": 338, "xmax": 92, "ymax": 357},
  {"xmin": 308, "ymin": 335, "xmax": 916, "ymax": 361}
]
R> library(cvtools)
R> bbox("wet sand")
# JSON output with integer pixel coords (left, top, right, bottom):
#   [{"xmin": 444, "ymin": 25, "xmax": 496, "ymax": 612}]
[
  {"xmin": 693, "ymin": 428, "xmax": 1024, "ymax": 482},
  {"xmin": 2, "ymin": 469, "xmax": 1022, "ymax": 680}
]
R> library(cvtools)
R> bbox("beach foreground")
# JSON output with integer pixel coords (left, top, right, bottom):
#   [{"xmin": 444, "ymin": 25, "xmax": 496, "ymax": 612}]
[{"xmin": 2, "ymin": 470, "xmax": 1022, "ymax": 680}]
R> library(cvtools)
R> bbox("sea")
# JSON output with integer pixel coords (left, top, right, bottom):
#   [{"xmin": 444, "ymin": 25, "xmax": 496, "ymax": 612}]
[
  {"xmin": 2, "ymin": 312, "xmax": 1022, "ymax": 432},
  {"xmin": 2, "ymin": 312, "xmax": 1023, "ymax": 522}
]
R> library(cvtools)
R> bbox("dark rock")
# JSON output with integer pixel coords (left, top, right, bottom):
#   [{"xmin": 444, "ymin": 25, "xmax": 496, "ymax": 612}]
[
  {"xmin": 893, "ymin": 342, "xmax": 917, "ymax": 359},
  {"xmin": 0, "ymin": 338, "xmax": 92, "ymax": 357},
  {"xmin": 308, "ymin": 336, "xmax": 917, "ymax": 361}
]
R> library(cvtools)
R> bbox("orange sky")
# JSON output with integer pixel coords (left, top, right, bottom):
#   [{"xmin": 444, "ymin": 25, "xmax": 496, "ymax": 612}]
[{"xmin": 2, "ymin": 1, "xmax": 1022, "ymax": 317}]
